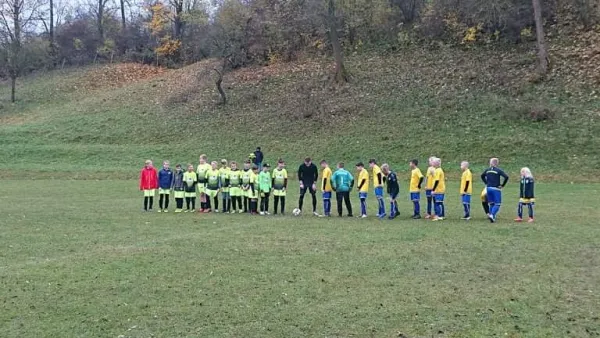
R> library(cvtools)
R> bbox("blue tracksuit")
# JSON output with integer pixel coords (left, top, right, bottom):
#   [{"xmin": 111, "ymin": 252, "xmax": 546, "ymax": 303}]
[{"xmin": 481, "ymin": 166, "xmax": 509, "ymax": 220}]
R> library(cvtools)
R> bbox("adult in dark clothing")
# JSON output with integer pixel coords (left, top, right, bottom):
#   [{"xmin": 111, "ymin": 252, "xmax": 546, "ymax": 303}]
[
  {"xmin": 253, "ymin": 147, "xmax": 264, "ymax": 170},
  {"xmin": 298, "ymin": 157, "xmax": 319, "ymax": 215}
]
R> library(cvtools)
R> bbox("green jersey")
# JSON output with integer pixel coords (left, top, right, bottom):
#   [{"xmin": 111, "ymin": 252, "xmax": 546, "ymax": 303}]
[
  {"xmin": 241, "ymin": 169, "xmax": 252, "ymax": 186},
  {"xmin": 259, "ymin": 171, "xmax": 272, "ymax": 192},
  {"xmin": 205, "ymin": 169, "xmax": 220, "ymax": 190},
  {"xmin": 196, "ymin": 163, "xmax": 210, "ymax": 183},
  {"xmin": 272, "ymin": 168, "xmax": 288, "ymax": 190},
  {"xmin": 229, "ymin": 169, "xmax": 242, "ymax": 187},
  {"xmin": 331, "ymin": 169, "xmax": 354, "ymax": 192}
]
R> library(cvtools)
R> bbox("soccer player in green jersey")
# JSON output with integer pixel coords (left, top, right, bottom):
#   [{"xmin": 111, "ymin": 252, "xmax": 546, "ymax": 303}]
[
  {"xmin": 272, "ymin": 159, "xmax": 288, "ymax": 215},
  {"xmin": 241, "ymin": 160, "xmax": 252, "ymax": 213},
  {"xmin": 229, "ymin": 161, "xmax": 243, "ymax": 213},
  {"xmin": 259, "ymin": 163, "xmax": 272, "ymax": 215},
  {"xmin": 219, "ymin": 159, "xmax": 231, "ymax": 213},
  {"xmin": 249, "ymin": 165, "xmax": 260, "ymax": 214},
  {"xmin": 331, "ymin": 162, "xmax": 354, "ymax": 217},
  {"xmin": 204, "ymin": 161, "xmax": 221, "ymax": 213},
  {"xmin": 196, "ymin": 154, "xmax": 211, "ymax": 212}
]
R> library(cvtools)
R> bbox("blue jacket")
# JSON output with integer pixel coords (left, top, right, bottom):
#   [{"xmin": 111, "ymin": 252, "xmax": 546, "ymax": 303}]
[
  {"xmin": 481, "ymin": 167, "xmax": 509, "ymax": 188},
  {"xmin": 158, "ymin": 168, "xmax": 174, "ymax": 189},
  {"xmin": 254, "ymin": 150, "xmax": 264, "ymax": 164}
]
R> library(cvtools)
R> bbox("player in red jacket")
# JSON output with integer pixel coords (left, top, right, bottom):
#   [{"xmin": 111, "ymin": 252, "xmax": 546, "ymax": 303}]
[{"xmin": 139, "ymin": 160, "xmax": 159, "ymax": 211}]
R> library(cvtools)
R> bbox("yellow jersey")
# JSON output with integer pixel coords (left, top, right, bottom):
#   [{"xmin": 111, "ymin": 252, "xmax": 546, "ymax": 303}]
[
  {"xmin": 358, "ymin": 168, "xmax": 369, "ymax": 193},
  {"xmin": 322, "ymin": 167, "xmax": 332, "ymax": 192},
  {"xmin": 372, "ymin": 165, "xmax": 383, "ymax": 188},
  {"xmin": 272, "ymin": 168, "xmax": 288, "ymax": 190},
  {"xmin": 433, "ymin": 167, "xmax": 446, "ymax": 194},
  {"xmin": 409, "ymin": 168, "xmax": 424, "ymax": 192},
  {"xmin": 426, "ymin": 166, "xmax": 436, "ymax": 190},
  {"xmin": 460, "ymin": 169, "xmax": 473, "ymax": 195},
  {"xmin": 196, "ymin": 163, "xmax": 211, "ymax": 183}
]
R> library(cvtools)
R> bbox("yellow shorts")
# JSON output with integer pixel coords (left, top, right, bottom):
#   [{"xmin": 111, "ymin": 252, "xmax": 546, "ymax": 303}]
[
  {"xmin": 158, "ymin": 188, "xmax": 170, "ymax": 195},
  {"xmin": 248, "ymin": 189, "xmax": 259, "ymax": 199},
  {"xmin": 519, "ymin": 198, "xmax": 535, "ymax": 204},
  {"xmin": 221, "ymin": 187, "xmax": 230, "ymax": 193},
  {"xmin": 174, "ymin": 191, "xmax": 185, "ymax": 199},
  {"xmin": 480, "ymin": 188, "xmax": 487, "ymax": 202},
  {"xmin": 206, "ymin": 189, "xmax": 219, "ymax": 198},
  {"xmin": 184, "ymin": 192, "xmax": 196, "ymax": 198},
  {"xmin": 273, "ymin": 189, "xmax": 286, "ymax": 197},
  {"xmin": 197, "ymin": 184, "xmax": 206, "ymax": 194},
  {"xmin": 143, "ymin": 189, "xmax": 155, "ymax": 197},
  {"xmin": 230, "ymin": 187, "xmax": 242, "ymax": 197}
]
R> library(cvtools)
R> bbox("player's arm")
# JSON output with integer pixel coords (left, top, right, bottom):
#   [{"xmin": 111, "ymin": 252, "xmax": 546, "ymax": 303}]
[
  {"xmin": 313, "ymin": 165, "xmax": 318, "ymax": 182},
  {"xmin": 418, "ymin": 176, "xmax": 424, "ymax": 189},
  {"xmin": 480, "ymin": 170, "xmax": 488, "ymax": 184},
  {"xmin": 377, "ymin": 172, "xmax": 383, "ymax": 186},
  {"xmin": 358, "ymin": 176, "xmax": 366, "ymax": 190},
  {"xmin": 464, "ymin": 179, "xmax": 470, "ymax": 194},
  {"xmin": 297, "ymin": 166, "xmax": 303, "ymax": 182},
  {"xmin": 432, "ymin": 171, "xmax": 440, "ymax": 192},
  {"xmin": 500, "ymin": 169, "xmax": 509, "ymax": 187},
  {"xmin": 283, "ymin": 172, "xmax": 288, "ymax": 190},
  {"xmin": 349, "ymin": 175, "xmax": 355, "ymax": 189},
  {"xmin": 139, "ymin": 170, "xmax": 144, "ymax": 190},
  {"xmin": 322, "ymin": 175, "xmax": 327, "ymax": 191}
]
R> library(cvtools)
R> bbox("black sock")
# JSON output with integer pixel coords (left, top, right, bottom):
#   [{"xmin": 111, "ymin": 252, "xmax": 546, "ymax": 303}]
[
  {"xmin": 281, "ymin": 196, "xmax": 286, "ymax": 214},
  {"xmin": 144, "ymin": 197, "xmax": 149, "ymax": 210},
  {"xmin": 244, "ymin": 197, "xmax": 248, "ymax": 212},
  {"xmin": 274, "ymin": 196, "xmax": 279, "ymax": 214},
  {"xmin": 148, "ymin": 197, "xmax": 153, "ymax": 210},
  {"xmin": 237, "ymin": 197, "xmax": 242, "ymax": 211},
  {"xmin": 232, "ymin": 197, "xmax": 237, "ymax": 211},
  {"xmin": 159, "ymin": 194, "xmax": 164, "ymax": 209},
  {"xmin": 186, "ymin": 197, "xmax": 191, "ymax": 209},
  {"xmin": 206, "ymin": 198, "xmax": 211, "ymax": 210},
  {"xmin": 227, "ymin": 198, "xmax": 231, "ymax": 212},
  {"xmin": 298, "ymin": 195, "xmax": 304, "ymax": 211},
  {"xmin": 214, "ymin": 197, "xmax": 219, "ymax": 211},
  {"xmin": 482, "ymin": 202, "xmax": 490, "ymax": 214},
  {"xmin": 176, "ymin": 198, "xmax": 183, "ymax": 209},
  {"xmin": 165, "ymin": 195, "xmax": 169, "ymax": 209},
  {"xmin": 191, "ymin": 198, "xmax": 196, "ymax": 210},
  {"xmin": 312, "ymin": 193, "xmax": 317, "ymax": 212}
]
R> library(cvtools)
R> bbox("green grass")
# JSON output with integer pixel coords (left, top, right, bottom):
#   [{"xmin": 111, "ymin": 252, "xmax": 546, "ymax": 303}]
[
  {"xmin": 2, "ymin": 180, "xmax": 599, "ymax": 337},
  {"xmin": 1, "ymin": 51, "xmax": 600, "ymax": 180}
]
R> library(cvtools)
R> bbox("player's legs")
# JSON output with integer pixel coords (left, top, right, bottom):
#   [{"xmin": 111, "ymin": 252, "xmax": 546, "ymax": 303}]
[
  {"xmin": 336, "ymin": 192, "xmax": 344, "ymax": 216},
  {"xmin": 264, "ymin": 192, "xmax": 270, "ymax": 213},
  {"xmin": 310, "ymin": 186, "xmax": 317, "ymax": 213},
  {"xmin": 411, "ymin": 192, "xmax": 421, "ymax": 218},
  {"xmin": 375, "ymin": 187, "xmax": 385, "ymax": 217},
  {"xmin": 344, "ymin": 192, "xmax": 353, "ymax": 216},
  {"xmin": 298, "ymin": 187, "xmax": 307, "ymax": 211},
  {"xmin": 528, "ymin": 202, "xmax": 534, "ymax": 220},
  {"xmin": 158, "ymin": 193, "xmax": 164, "ymax": 210},
  {"xmin": 425, "ymin": 190, "xmax": 433, "ymax": 218},
  {"xmin": 323, "ymin": 192, "xmax": 331, "ymax": 216},
  {"xmin": 462, "ymin": 194, "xmax": 471, "ymax": 219},
  {"xmin": 359, "ymin": 192, "xmax": 367, "ymax": 217},
  {"xmin": 273, "ymin": 195, "xmax": 279, "ymax": 214},
  {"xmin": 143, "ymin": 195, "xmax": 149, "ymax": 211}
]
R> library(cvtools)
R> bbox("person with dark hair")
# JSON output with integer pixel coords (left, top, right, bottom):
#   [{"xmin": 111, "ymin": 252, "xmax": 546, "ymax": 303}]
[
  {"xmin": 253, "ymin": 147, "xmax": 264, "ymax": 170},
  {"xmin": 331, "ymin": 162, "xmax": 354, "ymax": 217},
  {"xmin": 409, "ymin": 159, "xmax": 424, "ymax": 219},
  {"xmin": 298, "ymin": 157, "xmax": 319, "ymax": 216}
]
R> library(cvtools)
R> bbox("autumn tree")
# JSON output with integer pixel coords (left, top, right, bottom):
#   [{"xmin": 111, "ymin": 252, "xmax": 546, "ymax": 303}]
[
  {"xmin": 532, "ymin": 0, "xmax": 549, "ymax": 74},
  {"xmin": 148, "ymin": 1, "xmax": 181, "ymax": 64},
  {"xmin": 327, "ymin": 0, "xmax": 348, "ymax": 83},
  {"xmin": 0, "ymin": 0, "xmax": 43, "ymax": 102}
]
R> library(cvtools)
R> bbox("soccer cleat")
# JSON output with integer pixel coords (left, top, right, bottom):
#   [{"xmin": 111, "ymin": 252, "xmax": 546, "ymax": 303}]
[
  {"xmin": 461, "ymin": 216, "xmax": 471, "ymax": 221},
  {"xmin": 190, "ymin": 209, "xmax": 196, "ymax": 213},
  {"xmin": 514, "ymin": 217, "xmax": 523, "ymax": 222},
  {"xmin": 488, "ymin": 214, "xmax": 496, "ymax": 223},
  {"xmin": 203, "ymin": 209, "xmax": 211, "ymax": 213},
  {"xmin": 360, "ymin": 214, "xmax": 368, "ymax": 218},
  {"xmin": 238, "ymin": 210, "xmax": 244, "ymax": 214},
  {"xmin": 424, "ymin": 214, "xmax": 431, "ymax": 219},
  {"xmin": 528, "ymin": 217, "xmax": 534, "ymax": 223},
  {"xmin": 184, "ymin": 209, "xmax": 189, "ymax": 213},
  {"xmin": 265, "ymin": 212, "xmax": 271, "ymax": 215},
  {"xmin": 313, "ymin": 212, "xmax": 320, "ymax": 216},
  {"xmin": 388, "ymin": 215, "xmax": 396, "ymax": 220},
  {"xmin": 164, "ymin": 209, "xmax": 169, "ymax": 213},
  {"xmin": 432, "ymin": 216, "xmax": 444, "ymax": 221},
  {"xmin": 175, "ymin": 209, "xmax": 182, "ymax": 213},
  {"xmin": 347, "ymin": 214, "xmax": 354, "ymax": 217},
  {"xmin": 259, "ymin": 211, "xmax": 265, "ymax": 216},
  {"xmin": 214, "ymin": 210, "xmax": 219, "ymax": 213},
  {"xmin": 157, "ymin": 209, "xmax": 163, "ymax": 213},
  {"xmin": 198, "ymin": 208, "xmax": 204, "ymax": 213},
  {"xmin": 378, "ymin": 213, "xmax": 387, "ymax": 220},
  {"xmin": 412, "ymin": 215, "xmax": 421, "ymax": 220}
]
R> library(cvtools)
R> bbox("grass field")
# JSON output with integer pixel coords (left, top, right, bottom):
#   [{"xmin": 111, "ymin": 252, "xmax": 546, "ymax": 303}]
[{"xmin": 2, "ymin": 180, "xmax": 599, "ymax": 337}]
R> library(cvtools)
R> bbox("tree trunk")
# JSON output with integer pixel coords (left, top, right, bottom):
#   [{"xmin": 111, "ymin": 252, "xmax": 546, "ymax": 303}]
[
  {"xmin": 532, "ymin": 0, "xmax": 549, "ymax": 74},
  {"xmin": 327, "ymin": 0, "xmax": 348, "ymax": 83},
  {"xmin": 11, "ymin": 76, "xmax": 16, "ymax": 103},
  {"xmin": 173, "ymin": 0, "xmax": 183, "ymax": 40},
  {"xmin": 98, "ymin": 0, "xmax": 105, "ymax": 41},
  {"xmin": 120, "ymin": 0, "xmax": 126, "ymax": 31},
  {"xmin": 49, "ymin": 0, "xmax": 54, "ymax": 43},
  {"xmin": 214, "ymin": 68, "xmax": 226, "ymax": 105}
]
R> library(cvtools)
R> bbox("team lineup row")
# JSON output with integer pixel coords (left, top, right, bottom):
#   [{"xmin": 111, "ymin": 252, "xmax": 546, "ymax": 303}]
[{"xmin": 138, "ymin": 155, "xmax": 536, "ymax": 222}]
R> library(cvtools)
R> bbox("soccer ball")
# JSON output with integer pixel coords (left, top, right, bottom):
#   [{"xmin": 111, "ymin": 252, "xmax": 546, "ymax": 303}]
[{"xmin": 292, "ymin": 208, "xmax": 301, "ymax": 216}]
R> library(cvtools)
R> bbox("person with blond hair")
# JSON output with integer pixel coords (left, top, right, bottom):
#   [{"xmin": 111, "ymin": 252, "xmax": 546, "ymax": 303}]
[
  {"xmin": 424, "ymin": 156, "xmax": 436, "ymax": 219},
  {"xmin": 515, "ymin": 167, "xmax": 535, "ymax": 223},
  {"xmin": 431, "ymin": 157, "xmax": 446, "ymax": 221},
  {"xmin": 460, "ymin": 161, "xmax": 472, "ymax": 220},
  {"xmin": 139, "ymin": 159, "xmax": 158, "ymax": 212},
  {"xmin": 481, "ymin": 157, "xmax": 509, "ymax": 223},
  {"xmin": 204, "ymin": 161, "xmax": 221, "ymax": 213}
]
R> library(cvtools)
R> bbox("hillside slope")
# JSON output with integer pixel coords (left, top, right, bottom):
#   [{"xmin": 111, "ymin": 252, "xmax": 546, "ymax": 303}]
[{"xmin": 1, "ymin": 45, "xmax": 599, "ymax": 181}]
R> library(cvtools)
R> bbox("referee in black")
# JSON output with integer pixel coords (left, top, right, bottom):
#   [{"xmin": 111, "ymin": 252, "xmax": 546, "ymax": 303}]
[{"xmin": 298, "ymin": 157, "xmax": 319, "ymax": 216}]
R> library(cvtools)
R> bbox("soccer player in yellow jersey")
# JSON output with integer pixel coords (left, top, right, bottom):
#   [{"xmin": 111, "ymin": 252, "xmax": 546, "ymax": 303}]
[
  {"xmin": 204, "ymin": 161, "xmax": 221, "ymax": 213},
  {"xmin": 272, "ymin": 159, "xmax": 288, "ymax": 215},
  {"xmin": 320, "ymin": 160, "xmax": 333, "ymax": 217},
  {"xmin": 369, "ymin": 159, "xmax": 386, "ymax": 218},
  {"xmin": 219, "ymin": 159, "xmax": 231, "ymax": 213},
  {"xmin": 409, "ymin": 159, "xmax": 425, "ymax": 219},
  {"xmin": 431, "ymin": 157, "xmax": 446, "ymax": 221},
  {"xmin": 460, "ymin": 161, "xmax": 473, "ymax": 220},
  {"xmin": 196, "ymin": 154, "xmax": 211, "ymax": 212},
  {"xmin": 425, "ymin": 156, "xmax": 436, "ymax": 219},
  {"xmin": 356, "ymin": 162, "xmax": 370, "ymax": 218}
]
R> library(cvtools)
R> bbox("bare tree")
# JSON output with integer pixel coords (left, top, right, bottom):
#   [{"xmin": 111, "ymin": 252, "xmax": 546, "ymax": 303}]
[
  {"xmin": 96, "ymin": 0, "xmax": 110, "ymax": 41},
  {"xmin": 532, "ymin": 0, "xmax": 549, "ymax": 74},
  {"xmin": 119, "ymin": 0, "xmax": 126, "ymax": 31},
  {"xmin": 327, "ymin": 0, "xmax": 348, "ymax": 83},
  {"xmin": 0, "ymin": 0, "xmax": 43, "ymax": 102},
  {"xmin": 213, "ymin": 68, "xmax": 226, "ymax": 104},
  {"xmin": 170, "ymin": 0, "xmax": 183, "ymax": 40}
]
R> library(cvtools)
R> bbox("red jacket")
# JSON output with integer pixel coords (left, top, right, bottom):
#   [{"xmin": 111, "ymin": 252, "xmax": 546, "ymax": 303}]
[{"xmin": 139, "ymin": 167, "xmax": 158, "ymax": 190}]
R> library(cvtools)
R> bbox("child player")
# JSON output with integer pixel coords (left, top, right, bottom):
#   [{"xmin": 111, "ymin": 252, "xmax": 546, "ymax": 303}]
[
  {"xmin": 157, "ymin": 160, "xmax": 174, "ymax": 213},
  {"xmin": 272, "ymin": 159, "xmax": 288, "ymax": 215},
  {"xmin": 381, "ymin": 163, "xmax": 400, "ymax": 219},
  {"xmin": 241, "ymin": 160, "xmax": 252, "ymax": 213},
  {"xmin": 172, "ymin": 164, "xmax": 185, "ymax": 213},
  {"xmin": 320, "ymin": 160, "xmax": 333, "ymax": 217},
  {"xmin": 369, "ymin": 159, "xmax": 386, "ymax": 218},
  {"xmin": 196, "ymin": 155, "xmax": 211, "ymax": 212},
  {"xmin": 431, "ymin": 157, "xmax": 446, "ymax": 221},
  {"xmin": 425, "ymin": 156, "xmax": 436, "ymax": 219},
  {"xmin": 248, "ymin": 165, "xmax": 260, "ymax": 214},
  {"xmin": 259, "ymin": 163, "xmax": 272, "ymax": 215},
  {"xmin": 229, "ymin": 161, "xmax": 243, "ymax": 213},
  {"xmin": 460, "ymin": 161, "xmax": 472, "ymax": 220},
  {"xmin": 409, "ymin": 159, "xmax": 424, "ymax": 219},
  {"xmin": 515, "ymin": 167, "xmax": 535, "ymax": 223},
  {"xmin": 139, "ymin": 160, "xmax": 158, "ymax": 212},
  {"xmin": 219, "ymin": 159, "xmax": 231, "ymax": 213},
  {"xmin": 356, "ymin": 162, "xmax": 369, "ymax": 218},
  {"xmin": 205, "ymin": 161, "xmax": 221, "ymax": 213},
  {"xmin": 183, "ymin": 164, "xmax": 198, "ymax": 212}
]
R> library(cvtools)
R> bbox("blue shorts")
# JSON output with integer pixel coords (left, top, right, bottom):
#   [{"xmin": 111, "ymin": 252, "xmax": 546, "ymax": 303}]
[
  {"xmin": 434, "ymin": 194, "xmax": 445, "ymax": 202},
  {"xmin": 374, "ymin": 187, "xmax": 384, "ymax": 198},
  {"xmin": 461, "ymin": 194, "xmax": 471, "ymax": 204},
  {"xmin": 322, "ymin": 192, "xmax": 332, "ymax": 200},
  {"xmin": 486, "ymin": 187, "xmax": 502, "ymax": 205},
  {"xmin": 425, "ymin": 189, "xmax": 432, "ymax": 197},
  {"xmin": 359, "ymin": 192, "xmax": 368, "ymax": 199},
  {"xmin": 410, "ymin": 192, "xmax": 420, "ymax": 201},
  {"xmin": 389, "ymin": 192, "xmax": 398, "ymax": 200}
]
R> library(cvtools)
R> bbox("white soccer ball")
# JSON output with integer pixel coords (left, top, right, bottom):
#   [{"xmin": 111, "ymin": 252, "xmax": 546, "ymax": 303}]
[{"xmin": 292, "ymin": 208, "xmax": 301, "ymax": 216}]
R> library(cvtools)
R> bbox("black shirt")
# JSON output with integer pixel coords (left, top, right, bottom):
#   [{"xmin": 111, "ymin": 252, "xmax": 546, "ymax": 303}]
[{"xmin": 298, "ymin": 163, "xmax": 318, "ymax": 184}]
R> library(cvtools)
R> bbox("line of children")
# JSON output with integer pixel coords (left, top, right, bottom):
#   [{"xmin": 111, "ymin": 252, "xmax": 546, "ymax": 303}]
[{"xmin": 139, "ymin": 157, "xmax": 535, "ymax": 222}]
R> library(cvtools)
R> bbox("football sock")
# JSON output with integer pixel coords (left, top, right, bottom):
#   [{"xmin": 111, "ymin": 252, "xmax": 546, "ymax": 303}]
[
  {"xmin": 360, "ymin": 198, "xmax": 367, "ymax": 216},
  {"xmin": 148, "ymin": 197, "xmax": 154, "ymax": 210},
  {"xmin": 191, "ymin": 197, "xmax": 196, "ymax": 210},
  {"xmin": 378, "ymin": 198, "xmax": 385, "ymax": 215},
  {"xmin": 311, "ymin": 193, "xmax": 317, "ymax": 212},
  {"xmin": 491, "ymin": 204, "xmax": 500, "ymax": 217},
  {"xmin": 463, "ymin": 203, "xmax": 470, "ymax": 217},
  {"xmin": 186, "ymin": 197, "xmax": 191, "ymax": 210},
  {"xmin": 164, "ymin": 195, "xmax": 169, "ymax": 209},
  {"xmin": 482, "ymin": 202, "xmax": 490, "ymax": 215},
  {"xmin": 222, "ymin": 197, "xmax": 227, "ymax": 212},
  {"xmin": 280, "ymin": 196, "xmax": 286, "ymax": 214},
  {"xmin": 323, "ymin": 199, "xmax": 330, "ymax": 215},
  {"xmin": 390, "ymin": 202, "xmax": 396, "ymax": 217},
  {"xmin": 227, "ymin": 198, "xmax": 231, "ymax": 212},
  {"xmin": 206, "ymin": 198, "xmax": 211, "ymax": 210},
  {"xmin": 434, "ymin": 202, "xmax": 440, "ymax": 217},
  {"xmin": 440, "ymin": 203, "xmax": 445, "ymax": 217},
  {"xmin": 158, "ymin": 194, "xmax": 164, "ymax": 209},
  {"xmin": 144, "ymin": 197, "xmax": 149, "ymax": 210},
  {"xmin": 413, "ymin": 201, "xmax": 420, "ymax": 215},
  {"xmin": 176, "ymin": 198, "xmax": 183, "ymax": 209},
  {"xmin": 244, "ymin": 197, "xmax": 248, "ymax": 212},
  {"xmin": 274, "ymin": 196, "xmax": 279, "ymax": 214},
  {"xmin": 517, "ymin": 202, "xmax": 523, "ymax": 218},
  {"xmin": 232, "ymin": 197, "xmax": 237, "ymax": 211},
  {"xmin": 528, "ymin": 203, "xmax": 534, "ymax": 218},
  {"xmin": 426, "ymin": 196, "xmax": 433, "ymax": 215},
  {"xmin": 214, "ymin": 197, "xmax": 219, "ymax": 211},
  {"xmin": 298, "ymin": 194, "xmax": 304, "ymax": 211}
]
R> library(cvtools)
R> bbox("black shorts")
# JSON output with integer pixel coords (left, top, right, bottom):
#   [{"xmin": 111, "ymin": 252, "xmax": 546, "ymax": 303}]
[{"xmin": 300, "ymin": 185, "xmax": 316, "ymax": 195}]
